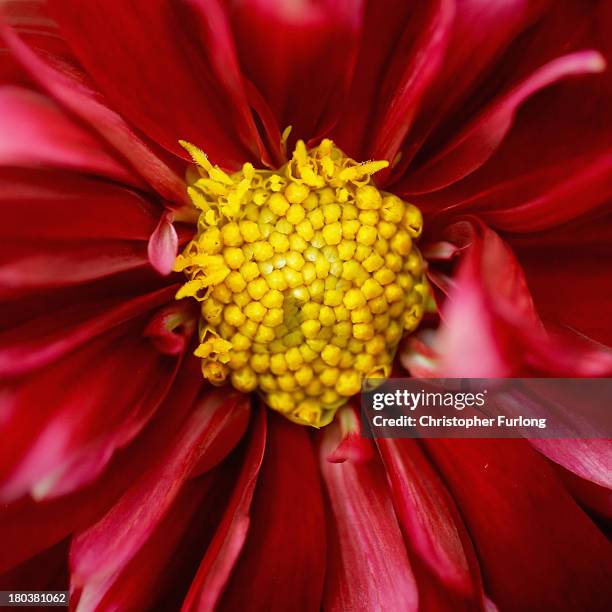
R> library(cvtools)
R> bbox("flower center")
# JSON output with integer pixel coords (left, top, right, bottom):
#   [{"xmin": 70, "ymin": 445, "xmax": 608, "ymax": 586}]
[{"xmin": 175, "ymin": 138, "xmax": 427, "ymax": 427}]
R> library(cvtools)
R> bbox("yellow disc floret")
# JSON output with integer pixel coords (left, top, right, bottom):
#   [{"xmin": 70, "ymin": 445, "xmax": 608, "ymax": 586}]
[{"xmin": 175, "ymin": 138, "xmax": 428, "ymax": 427}]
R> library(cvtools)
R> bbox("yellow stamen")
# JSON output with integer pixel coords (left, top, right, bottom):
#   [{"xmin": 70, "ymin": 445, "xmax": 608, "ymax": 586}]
[{"xmin": 175, "ymin": 139, "xmax": 428, "ymax": 427}]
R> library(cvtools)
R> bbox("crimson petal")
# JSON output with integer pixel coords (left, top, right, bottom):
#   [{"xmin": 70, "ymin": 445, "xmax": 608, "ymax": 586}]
[
  {"xmin": 69, "ymin": 391, "xmax": 251, "ymax": 609},
  {"xmin": 403, "ymin": 51, "xmax": 605, "ymax": 193},
  {"xmin": 0, "ymin": 18, "xmax": 187, "ymax": 203},
  {"xmin": 369, "ymin": 0, "xmax": 454, "ymax": 166},
  {"xmin": 320, "ymin": 423, "xmax": 418, "ymax": 611},
  {"xmin": 0, "ymin": 85, "xmax": 141, "ymax": 186},
  {"xmin": 377, "ymin": 438, "xmax": 487, "ymax": 610},
  {"xmin": 0, "ymin": 358, "xmax": 203, "ymax": 573},
  {"xmin": 230, "ymin": 0, "xmax": 363, "ymax": 147},
  {"xmin": 47, "ymin": 0, "xmax": 261, "ymax": 168},
  {"xmin": 182, "ymin": 408, "xmax": 267, "ymax": 611},
  {"xmin": 427, "ymin": 220, "xmax": 612, "ymax": 377},
  {"xmin": 0, "ymin": 329, "xmax": 182, "ymax": 501},
  {"xmin": 0, "ymin": 286, "xmax": 177, "ymax": 377},
  {"xmin": 425, "ymin": 439, "xmax": 612, "ymax": 610},
  {"xmin": 217, "ymin": 413, "xmax": 326, "ymax": 611}
]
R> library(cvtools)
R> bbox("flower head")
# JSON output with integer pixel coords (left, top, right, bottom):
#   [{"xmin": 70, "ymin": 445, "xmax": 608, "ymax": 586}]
[{"xmin": 0, "ymin": 1, "xmax": 611, "ymax": 610}]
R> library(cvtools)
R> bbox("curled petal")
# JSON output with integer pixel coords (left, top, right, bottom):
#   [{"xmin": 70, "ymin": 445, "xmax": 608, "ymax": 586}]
[
  {"xmin": 143, "ymin": 301, "xmax": 197, "ymax": 356},
  {"xmin": 424, "ymin": 219, "xmax": 612, "ymax": 377},
  {"xmin": 325, "ymin": 404, "xmax": 374, "ymax": 464},
  {"xmin": 148, "ymin": 213, "xmax": 179, "ymax": 276}
]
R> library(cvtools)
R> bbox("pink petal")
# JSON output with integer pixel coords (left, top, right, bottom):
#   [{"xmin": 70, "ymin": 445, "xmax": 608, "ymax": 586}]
[
  {"xmin": 426, "ymin": 220, "xmax": 612, "ymax": 377},
  {"xmin": 148, "ymin": 212, "xmax": 179, "ymax": 276}
]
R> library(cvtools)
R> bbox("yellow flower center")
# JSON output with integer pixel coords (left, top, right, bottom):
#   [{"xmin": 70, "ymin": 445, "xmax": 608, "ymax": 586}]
[{"xmin": 175, "ymin": 138, "xmax": 427, "ymax": 427}]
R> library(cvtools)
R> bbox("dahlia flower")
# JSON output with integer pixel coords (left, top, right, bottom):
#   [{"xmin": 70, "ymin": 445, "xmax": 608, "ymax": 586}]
[{"xmin": 0, "ymin": 0, "xmax": 611, "ymax": 610}]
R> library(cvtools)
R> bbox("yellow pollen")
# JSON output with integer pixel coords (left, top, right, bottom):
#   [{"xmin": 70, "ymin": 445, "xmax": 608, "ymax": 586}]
[{"xmin": 175, "ymin": 138, "xmax": 428, "ymax": 427}]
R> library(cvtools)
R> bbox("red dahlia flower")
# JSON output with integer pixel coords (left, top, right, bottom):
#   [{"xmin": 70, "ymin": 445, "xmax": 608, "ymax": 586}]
[{"xmin": 1, "ymin": 0, "xmax": 611, "ymax": 610}]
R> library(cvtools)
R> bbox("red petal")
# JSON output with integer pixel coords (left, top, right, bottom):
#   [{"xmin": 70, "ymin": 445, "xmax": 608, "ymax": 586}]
[
  {"xmin": 529, "ymin": 438, "xmax": 612, "ymax": 489},
  {"xmin": 426, "ymin": 220, "xmax": 612, "ymax": 376},
  {"xmin": 0, "ymin": 540, "xmax": 68, "ymax": 591},
  {"xmin": 216, "ymin": 413, "xmax": 326, "ymax": 612},
  {"xmin": 510, "ymin": 214, "xmax": 612, "ymax": 345},
  {"xmin": 0, "ymin": 329, "xmax": 182, "ymax": 501},
  {"xmin": 0, "ymin": 169, "xmax": 162, "ymax": 295},
  {"xmin": 403, "ymin": 3, "xmax": 612, "ymax": 227},
  {"xmin": 78, "ymin": 479, "xmax": 211, "ymax": 611},
  {"xmin": 332, "ymin": 0, "xmax": 424, "ymax": 159},
  {"xmin": 0, "ymin": 358, "xmax": 203, "ymax": 573},
  {"xmin": 393, "ymin": 0, "xmax": 550, "ymax": 171},
  {"xmin": 143, "ymin": 300, "xmax": 198, "ymax": 357},
  {"xmin": 230, "ymin": 0, "xmax": 363, "ymax": 147},
  {"xmin": 424, "ymin": 439, "xmax": 612, "ymax": 610},
  {"xmin": 70, "ymin": 391, "xmax": 250, "ymax": 609},
  {"xmin": 0, "ymin": 240, "xmax": 150, "ymax": 296},
  {"xmin": 479, "ymin": 153, "xmax": 612, "ymax": 231},
  {"xmin": 0, "ymin": 17, "xmax": 187, "ymax": 203},
  {"xmin": 403, "ymin": 51, "xmax": 605, "ymax": 193},
  {"xmin": 47, "ymin": 0, "xmax": 261, "ymax": 168},
  {"xmin": 319, "ymin": 423, "xmax": 418, "ymax": 611},
  {"xmin": 325, "ymin": 404, "xmax": 374, "ymax": 464},
  {"xmin": 0, "ymin": 286, "xmax": 177, "ymax": 377},
  {"xmin": 554, "ymin": 465, "xmax": 612, "ymax": 520},
  {"xmin": 0, "ymin": 169, "xmax": 158, "ymax": 241},
  {"xmin": 369, "ymin": 0, "xmax": 454, "ymax": 166},
  {"xmin": 377, "ymin": 438, "xmax": 486, "ymax": 609},
  {"xmin": 182, "ymin": 408, "xmax": 267, "ymax": 611},
  {"xmin": 0, "ymin": 85, "xmax": 140, "ymax": 186}
]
